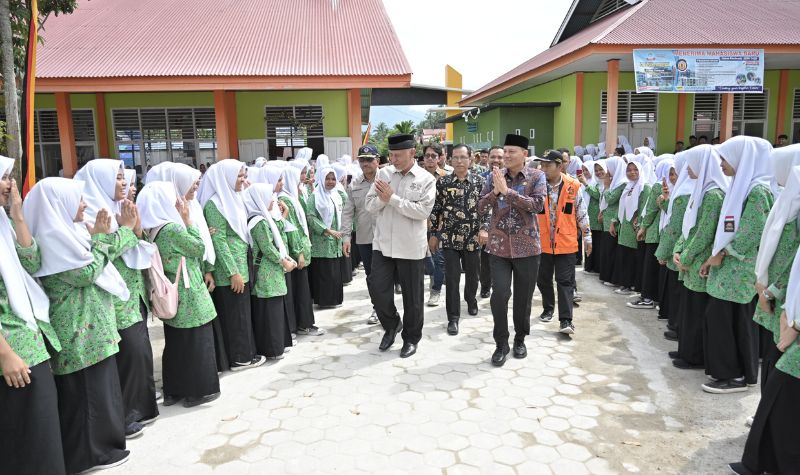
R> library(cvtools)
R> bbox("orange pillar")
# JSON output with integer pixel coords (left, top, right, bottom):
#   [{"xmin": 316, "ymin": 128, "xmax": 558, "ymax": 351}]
[
  {"xmin": 574, "ymin": 72, "xmax": 584, "ymax": 147},
  {"xmin": 720, "ymin": 93, "xmax": 734, "ymax": 141},
  {"xmin": 605, "ymin": 60, "xmax": 620, "ymax": 154},
  {"xmin": 676, "ymin": 94, "xmax": 686, "ymax": 144},
  {"xmin": 224, "ymin": 91, "xmax": 239, "ymax": 159},
  {"xmin": 214, "ymin": 90, "xmax": 231, "ymax": 160},
  {"xmin": 347, "ymin": 88, "xmax": 361, "ymax": 157},
  {"xmin": 95, "ymin": 93, "xmax": 110, "ymax": 157},
  {"xmin": 775, "ymin": 69, "xmax": 789, "ymax": 143},
  {"xmin": 55, "ymin": 92, "xmax": 78, "ymax": 177}
]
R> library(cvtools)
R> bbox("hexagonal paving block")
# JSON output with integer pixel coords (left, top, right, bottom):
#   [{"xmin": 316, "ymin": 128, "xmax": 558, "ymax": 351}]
[
  {"xmin": 550, "ymin": 458, "xmax": 590, "ymax": 475},
  {"xmin": 490, "ymin": 446, "xmax": 526, "ymax": 466},
  {"xmin": 557, "ymin": 442, "xmax": 593, "ymax": 462},
  {"xmin": 468, "ymin": 432, "xmax": 503, "ymax": 450},
  {"xmin": 540, "ymin": 416, "xmax": 571, "ymax": 432}
]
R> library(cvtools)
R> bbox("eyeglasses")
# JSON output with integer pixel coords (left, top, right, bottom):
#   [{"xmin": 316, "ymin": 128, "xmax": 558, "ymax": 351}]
[
  {"xmin": 451, "ymin": 156, "xmax": 470, "ymax": 161},
  {"xmin": 423, "ymin": 153, "xmax": 439, "ymax": 159}
]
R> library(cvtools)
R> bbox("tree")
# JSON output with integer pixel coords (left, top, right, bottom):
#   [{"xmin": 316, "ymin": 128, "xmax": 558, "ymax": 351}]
[
  {"xmin": 368, "ymin": 122, "xmax": 391, "ymax": 157},
  {"xmin": 417, "ymin": 110, "xmax": 445, "ymax": 134},
  {"xmin": 392, "ymin": 120, "xmax": 416, "ymax": 136},
  {"xmin": 0, "ymin": 0, "xmax": 79, "ymax": 178}
]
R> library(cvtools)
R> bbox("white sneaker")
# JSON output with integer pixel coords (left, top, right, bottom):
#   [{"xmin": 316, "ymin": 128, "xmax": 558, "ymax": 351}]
[
  {"xmin": 78, "ymin": 452, "xmax": 130, "ymax": 474},
  {"xmin": 427, "ymin": 291, "xmax": 441, "ymax": 307},
  {"xmin": 231, "ymin": 355, "xmax": 267, "ymax": 372},
  {"xmin": 745, "ymin": 415, "xmax": 754, "ymax": 427}
]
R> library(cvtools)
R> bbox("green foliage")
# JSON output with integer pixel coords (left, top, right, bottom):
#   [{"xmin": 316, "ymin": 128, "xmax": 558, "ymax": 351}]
[
  {"xmin": 417, "ymin": 110, "xmax": 445, "ymax": 133},
  {"xmin": 392, "ymin": 120, "xmax": 416, "ymax": 136}
]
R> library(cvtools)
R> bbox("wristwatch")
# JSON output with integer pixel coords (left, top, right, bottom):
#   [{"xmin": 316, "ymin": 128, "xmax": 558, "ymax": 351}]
[{"xmin": 762, "ymin": 290, "xmax": 775, "ymax": 301}]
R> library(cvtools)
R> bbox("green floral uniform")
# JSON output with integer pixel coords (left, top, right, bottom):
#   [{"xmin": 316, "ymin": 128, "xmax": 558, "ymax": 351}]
[
  {"xmin": 306, "ymin": 194, "xmax": 343, "ymax": 259},
  {"xmin": 111, "ymin": 249, "xmax": 148, "ymax": 330},
  {"xmin": 707, "ymin": 185, "xmax": 774, "ymax": 304},
  {"xmin": 279, "ymin": 197, "xmax": 312, "ymax": 266},
  {"xmin": 584, "ymin": 185, "xmax": 602, "ymax": 231},
  {"xmin": 42, "ymin": 228, "xmax": 139, "ymax": 375},
  {"xmin": 250, "ymin": 220, "xmax": 288, "ymax": 299},
  {"xmin": 153, "ymin": 223, "xmax": 217, "ymax": 329},
  {"xmin": 655, "ymin": 195, "xmax": 689, "ymax": 273},
  {"xmin": 204, "ymin": 200, "xmax": 250, "ymax": 286},
  {"xmin": 600, "ymin": 184, "xmax": 625, "ymax": 233},
  {"xmin": 753, "ymin": 220, "xmax": 800, "ymax": 340},
  {"xmin": 776, "ymin": 336, "xmax": 800, "ymax": 378},
  {"xmin": 613, "ymin": 184, "xmax": 650, "ymax": 249},
  {"xmin": 673, "ymin": 189, "xmax": 724, "ymax": 293},
  {"xmin": 641, "ymin": 183, "xmax": 663, "ymax": 244},
  {"xmin": 0, "ymin": 239, "xmax": 61, "ymax": 376}
]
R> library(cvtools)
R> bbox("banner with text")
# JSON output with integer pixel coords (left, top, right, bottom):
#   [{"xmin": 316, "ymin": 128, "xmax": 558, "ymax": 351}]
[{"xmin": 633, "ymin": 49, "xmax": 764, "ymax": 94}]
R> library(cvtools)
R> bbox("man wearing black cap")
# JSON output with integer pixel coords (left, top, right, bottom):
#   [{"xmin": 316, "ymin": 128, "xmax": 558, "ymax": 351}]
[
  {"xmin": 534, "ymin": 150, "xmax": 592, "ymax": 335},
  {"xmin": 478, "ymin": 134, "xmax": 546, "ymax": 367},
  {"xmin": 341, "ymin": 144, "xmax": 381, "ymax": 324},
  {"xmin": 365, "ymin": 134, "xmax": 436, "ymax": 358}
]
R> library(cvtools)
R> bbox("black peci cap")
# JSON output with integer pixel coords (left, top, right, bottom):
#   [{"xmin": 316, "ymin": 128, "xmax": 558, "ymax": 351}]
[
  {"xmin": 503, "ymin": 134, "xmax": 529, "ymax": 150},
  {"xmin": 388, "ymin": 134, "xmax": 415, "ymax": 151}
]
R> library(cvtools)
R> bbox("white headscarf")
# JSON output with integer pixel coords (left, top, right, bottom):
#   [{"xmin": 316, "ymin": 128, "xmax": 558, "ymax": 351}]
[
  {"xmin": 574, "ymin": 145, "xmax": 585, "ymax": 157},
  {"xmin": 585, "ymin": 144, "xmax": 598, "ymax": 158},
  {"xmin": 258, "ymin": 162, "xmax": 297, "ymax": 232},
  {"xmin": 0, "ymin": 157, "xmax": 50, "ymax": 330},
  {"xmin": 295, "ymin": 147, "xmax": 313, "ymax": 161},
  {"xmin": 197, "ymin": 159, "xmax": 250, "ymax": 244},
  {"xmin": 242, "ymin": 183, "xmax": 288, "ymax": 259},
  {"xmin": 712, "ymin": 136, "xmax": 775, "ymax": 256},
  {"xmin": 681, "ymin": 145, "xmax": 730, "ymax": 239},
  {"xmin": 645, "ymin": 137, "xmax": 656, "ymax": 151},
  {"xmin": 123, "ymin": 169, "xmax": 137, "ymax": 198},
  {"xmin": 23, "ymin": 178, "xmax": 130, "ymax": 300},
  {"xmin": 755, "ymin": 146, "xmax": 800, "ymax": 286},
  {"xmin": 566, "ymin": 156, "xmax": 582, "ymax": 178},
  {"xmin": 633, "ymin": 153, "xmax": 657, "ymax": 185},
  {"xmin": 598, "ymin": 142, "xmax": 607, "ymax": 158},
  {"xmin": 600, "ymin": 157, "xmax": 629, "ymax": 211},
  {"xmin": 618, "ymin": 161, "xmax": 644, "ymax": 222},
  {"xmin": 636, "ymin": 146, "xmax": 655, "ymax": 161},
  {"xmin": 580, "ymin": 159, "xmax": 596, "ymax": 204},
  {"xmin": 662, "ymin": 152, "xmax": 695, "ymax": 231},
  {"xmin": 782, "ymin": 246, "xmax": 800, "ymax": 327},
  {"xmin": 159, "ymin": 163, "xmax": 216, "ymax": 265},
  {"xmin": 254, "ymin": 157, "xmax": 267, "ymax": 168},
  {"xmin": 593, "ymin": 160, "xmax": 608, "ymax": 194},
  {"xmin": 618, "ymin": 135, "xmax": 633, "ymax": 154},
  {"xmin": 314, "ymin": 166, "xmax": 342, "ymax": 228},
  {"xmin": 145, "ymin": 161, "xmax": 177, "ymax": 184},
  {"xmin": 74, "ymin": 159, "xmax": 154, "ymax": 270},
  {"xmin": 281, "ymin": 165, "xmax": 309, "ymax": 237},
  {"xmin": 137, "ymin": 182, "xmax": 185, "ymax": 233}
]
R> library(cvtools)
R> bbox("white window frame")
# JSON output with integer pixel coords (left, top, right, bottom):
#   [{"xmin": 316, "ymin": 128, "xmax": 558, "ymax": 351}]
[
  {"xmin": 33, "ymin": 108, "xmax": 98, "ymax": 177},
  {"xmin": 691, "ymin": 91, "xmax": 770, "ymax": 139}
]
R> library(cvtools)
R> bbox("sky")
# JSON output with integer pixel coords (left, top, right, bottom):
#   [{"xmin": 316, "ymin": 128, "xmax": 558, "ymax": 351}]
[{"xmin": 370, "ymin": 0, "xmax": 574, "ymax": 127}]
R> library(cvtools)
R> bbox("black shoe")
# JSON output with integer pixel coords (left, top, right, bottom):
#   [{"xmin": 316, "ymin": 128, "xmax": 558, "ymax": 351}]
[
  {"xmin": 668, "ymin": 351, "xmax": 680, "ymax": 359},
  {"xmin": 400, "ymin": 342, "xmax": 417, "ymax": 358},
  {"xmin": 702, "ymin": 379, "xmax": 748, "ymax": 394},
  {"xmin": 480, "ymin": 289, "xmax": 490, "ymax": 299},
  {"xmin": 539, "ymin": 311, "xmax": 554, "ymax": 323},
  {"xmin": 468, "ymin": 303, "xmax": 479, "ymax": 316},
  {"xmin": 379, "ymin": 319, "xmax": 402, "ymax": 351},
  {"xmin": 672, "ymin": 358, "xmax": 703, "ymax": 370},
  {"xmin": 183, "ymin": 391, "xmax": 221, "ymax": 408},
  {"xmin": 491, "ymin": 347, "xmax": 510, "ymax": 367},
  {"xmin": 728, "ymin": 462, "xmax": 757, "ymax": 475},
  {"xmin": 559, "ymin": 320, "xmax": 575, "ymax": 335},
  {"xmin": 657, "ymin": 314, "xmax": 669, "ymax": 320},
  {"xmin": 666, "ymin": 323, "xmax": 677, "ymax": 331},
  {"xmin": 447, "ymin": 320, "xmax": 459, "ymax": 335},
  {"xmin": 664, "ymin": 330, "xmax": 678, "ymax": 341},
  {"xmin": 125, "ymin": 422, "xmax": 145, "ymax": 440},
  {"xmin": 513, "ymin": 342, "xmax": 527, "ymax": 359},
  {"xmin": 162, "ymin": 394, "xmax": 183, "ymax": 407}
]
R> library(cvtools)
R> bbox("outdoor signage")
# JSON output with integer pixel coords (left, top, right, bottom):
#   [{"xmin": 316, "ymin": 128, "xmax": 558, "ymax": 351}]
[{"xmin": 633, "ymin": 49, "xmax": 765, "ymax": 94}]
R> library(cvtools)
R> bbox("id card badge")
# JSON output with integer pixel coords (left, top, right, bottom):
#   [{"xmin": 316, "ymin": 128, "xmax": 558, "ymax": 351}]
[{"xmin": 723, "ymin": 215, "xmax": 735, "ymax": 233}]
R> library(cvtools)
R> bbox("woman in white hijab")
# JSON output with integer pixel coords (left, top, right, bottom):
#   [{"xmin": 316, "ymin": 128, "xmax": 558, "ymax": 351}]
[
  {"xmin": 699, "ymin": 136, "xmax": 775, "ymax": 393},
  {"xmin": 74, "ymin": 159, "xmax": 159, "ymax": 437},
  {"xmin": 668, "ymin": 145, "xmax": 728, "ymax": 372},
  {"xmin": 199, "ymin": 160, "xmax": 265, "ymax": 372},
  {"xmin": 306, "ymin": 166, "xmax": 345, "ymax": 307},
  {"xmin": 565, "ymin": 156, "xmax": 583, "ymax": 178},
  {"xmin": 243, "ymin": 183, "xmax": 298, "ymax": 359},
  {"xmin": 139, "ymin": 181, "xmax": 221, "ymax": 407},
  {"xmin": 598, "ymin": 157, "xmax": 628, "ymax": 285},
  {"xmin": 644, "ymin": 136, "xmax": 656, "ymax": 151},
  {"xmin": 330, "ymin": 162, "xmax": 354, "ymax": 286},
  {"xmin": 0, "ymin": 158, "xmax": 66, "ymax": 475},
  {"xmin": 24, "ymin": 177, "xmax": 139, "ymax": 474},
  {"xmin": 590, "ymin": 160, "xmax": 609, "ymax": 276},
  {"xmin": 577, "ymin": 159, "xmax": 600, "ymax": 274},
  {"xmin": 144, "ymin": 161, "xmax": 176, "ymax": 185},
  {"xmin": 610, "ymin": 160, "xmax": 648, "ymax": 294},
  {"xmin": 585, "ymin": 144, "xmax": 598, "ymax": 158}
]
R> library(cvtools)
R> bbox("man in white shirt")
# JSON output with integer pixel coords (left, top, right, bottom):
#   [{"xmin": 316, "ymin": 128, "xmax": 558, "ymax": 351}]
[{"xmin": 365, "ymin": 134, "xmax": 436, "ymax": 358}]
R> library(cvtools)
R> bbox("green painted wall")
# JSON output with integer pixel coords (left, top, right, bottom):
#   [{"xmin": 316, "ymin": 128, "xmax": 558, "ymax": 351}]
[
  {"xmin": 235, "ymin": 90, "xmax": 348, "ymax": 140},
  {"xmin": 499, "ymin": 108, "xmax": 554, "ymax": 154},
  {"xmin": 582, "ymin": 72, "xmax": 605, "ymax": 146},
  {"xmin": 765, "ymin": 70, "xmax": 780, "ymax": 142}
]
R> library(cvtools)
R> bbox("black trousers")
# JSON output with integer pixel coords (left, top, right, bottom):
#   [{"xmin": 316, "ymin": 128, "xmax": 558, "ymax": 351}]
[
  {"xmin": 212, "ymin": 285, "xmax": 257, "ymax": 364},
  {"xmin": 537, "ymin": 252, "xmax": 576, "ymax": 322},
  {"xmin": 584, "ymin": 230, "xmax": 601, "ymax": 273},
  {"xmin": 640, "ymin": 243, "xmax": 661, "ymax": 301},
  {"xmin": 741, "ymin": 369, "xmax": 800, "ymax": 474},
  {"xmin": 704, "ymin": 296, "xmax": 759, "ymax": 384},
  {"xmin": 116, "ymin": 304, "xmax": 158, "ymax": 425},
  {"xmin": 162, "ymin": 322, "xmax": 220, "ymax": 399},
  {"xmin": 350, "ymin": 232, "xmax": 361, "ymax": 270},
  {"xmin": 368, "ymin": 251, "xmax": 425, "ymax": 345},
  {"xmin": 490, "ymin": 254, "xmax": 540, "ymax": 349},
  {"xmin": 599, "ymin": 232, "xmax": 617, "ymax": 283},
  {"xmin": 661, "ymin": 268, "xmax": 681, "ymax": 324},
  {"xmin": 358, "ymin": 243, "xmax": 374, "ymax": 276},
  {"xmin": 0, "ymin": 361, "xmax": 66, "ymax": 475},
  {"xmin": 677, "ymin": 287, "xmax": 708, "ymax": 366},
  {"xmin": 291, "ymin": 267, "xmax": 315, "ymax": 329},
  {"xmin": 612, "ymin": 244, "xmax": 637, "ymax": 288},
  {"xmin": 443, "ymin": 248, "xmax": 479, "ymax": 320},
  {"xmin": 479, "ymin": 249, "xmax": 492, "ymax": 293},
  {"xmin": 55, "ymin": 357, "xmax": 128, "ymax": 474}
]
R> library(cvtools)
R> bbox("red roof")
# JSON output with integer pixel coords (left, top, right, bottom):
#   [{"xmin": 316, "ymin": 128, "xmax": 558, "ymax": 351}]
[
  {"xmin": 462, "ymin": 0, "xmax": 800, "ymax": 104},
  {"xmin": 37, "ymin": 0, "xmax": 412, "ymax": 79}
]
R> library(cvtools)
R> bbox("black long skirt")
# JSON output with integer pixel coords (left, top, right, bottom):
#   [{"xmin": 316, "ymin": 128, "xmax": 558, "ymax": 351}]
[
  {"xmin": 283, "ymin": 271, "xmax": 298, "ymax": 334},
  {"xmin": 741, "ymin": 369, "xmax": 800, "ymax": 474},
  {"xmin": 640, "ymin": 243, "xmax": 661, "ymax": 301},
  {"xmin": 341, "ymin": 255, "xmax": 353, "ymax": 284},
  {"xmin": 677, "ymin": 287, "xmax": 708, "ymax": 366},
  {"xmin": 584, "ymin": 230, "xmax": 601, "ymax": 273},
  {"xmin": 611, "ymin": 244, "xmax": 637, "ymax": 288},
  {"xmin": 660, "ymin": 268, "xmax": 680, "ymax": 323},
  {"xmin": 212, "ymin": 285, "xmax": 258, "ymax": 364},
  {"xmin": 210, "ymin": 316, "xmax": 230, "ymax": 372},
  {"xmin": 760, "ymin": 335, "xmax": 781, "ymax": 392},
  {"xmin": 704, "ymin": 296, "xmax": 759, "ymax": 384},
  {"xmin": 309, "ymin": 257, "xmax": 344, "ymax": 306},
  {"xmin": 162, "ymin": 322, "xmax": 220, "ymax": 399},
  {"xmin": 292, "ymin": 267, "xmax": 316, "ymax": 329},
  {"xmin": 599, "ymin": 232, "xmax": 618, "ymax": 284},
  {"xmin": 55, "ymin": 357, "xmax": 128, "ymax": 474},
  {"xmin": 252, "ymin": 296, "xmax": 289, "ymax": 357},
  {"xmin": 116, "ymin": 304, "xmax": 158, "ymax": 425},
  {"xmin": 0, "ymin": 362, "xmax": 66, "ymax": 475}
]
